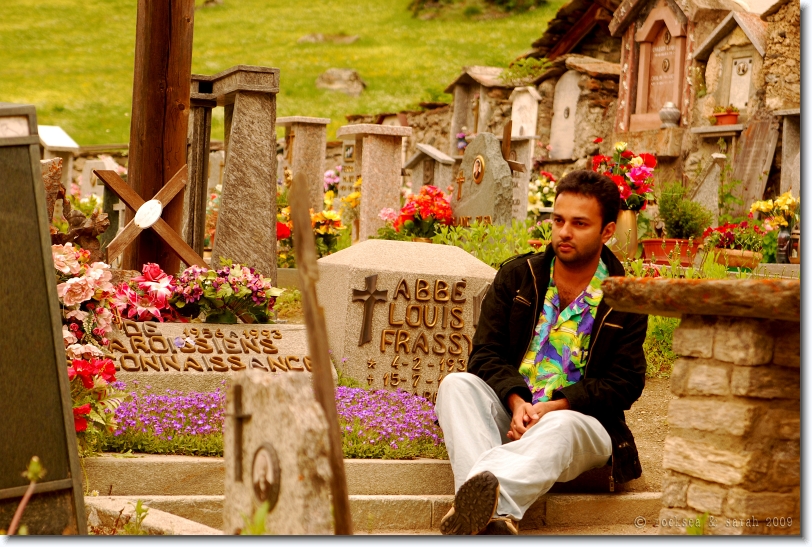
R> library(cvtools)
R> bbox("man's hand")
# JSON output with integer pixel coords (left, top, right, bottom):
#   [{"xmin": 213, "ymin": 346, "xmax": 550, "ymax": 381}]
[{"xmin": 507, "ymin": 394, "xmax": 571, "ymax": 440}]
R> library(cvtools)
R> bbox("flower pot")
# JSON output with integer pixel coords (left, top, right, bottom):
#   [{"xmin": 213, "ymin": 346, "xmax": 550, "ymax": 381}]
[
  {"xmin": 642, "ymin": 238, "xmax": 702, "ymax": 266},
  {"xmin": 527, "ymin": 239, "xmax": 546, "ymax": 250},
  {"xmin": 712, "ymin": 248, "xmax": 763, "ymax": 269},
  {"xmin": 412, "ymin": 237, "xmax": 433, "ymax": 243},
  {"xmin": 713, "ymin": 112, "xmax": 740, "ymax": 126},
  {"xmin": 789, "ymin": 223, "xmax": 800, "ymax": 264},
  {"xmin": 611, "ymin": 210, "xmax": 638, "ymax": 261}
]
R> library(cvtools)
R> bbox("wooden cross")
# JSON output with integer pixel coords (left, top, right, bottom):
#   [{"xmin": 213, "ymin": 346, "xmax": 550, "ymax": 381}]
[
  {"xmin": 455, "ymin": 169, "xmax": 466, "ymax": 200},
  {"xmin": 502, "ymin": 121, "xmax": 527, "ymax": 174},
  {"xmin": 352, "ymin": 275, "xmax": 388, "ymax": 346},
  {"xmin": 228, "ymin": 384, "xmax": 252, "ymax": 482},
  {"xmin": 94, "ymin": 165, "xmax": 207, "ymax": 268}
]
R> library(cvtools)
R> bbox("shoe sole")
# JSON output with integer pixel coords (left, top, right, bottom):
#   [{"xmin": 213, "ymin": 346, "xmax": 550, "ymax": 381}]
[{"xmin": 440, "ymin": 471, "xmax": 500, "ymax": 535}]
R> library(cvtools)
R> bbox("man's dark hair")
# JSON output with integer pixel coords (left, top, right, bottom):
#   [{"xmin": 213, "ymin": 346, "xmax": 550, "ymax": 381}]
[{"xmin": 554, "ymin": 170, "xmax": 621, "ymax": 228}]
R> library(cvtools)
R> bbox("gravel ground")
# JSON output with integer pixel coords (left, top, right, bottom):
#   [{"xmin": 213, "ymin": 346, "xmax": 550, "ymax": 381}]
[{"xmin": 623, "ymin": 377, "xmax": 674, "ymax": 493}]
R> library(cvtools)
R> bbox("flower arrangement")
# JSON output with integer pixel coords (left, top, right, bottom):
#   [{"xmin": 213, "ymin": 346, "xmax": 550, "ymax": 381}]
[
  {"xmin": 323, "ymin": 165, "xmax": 341, "ymax": 194},
  {"xmin": 702, "ymin": 219, "xmax": 765, "ymax": 252},
  {"xmin": 311, "ymin": 209, "xmax": 346, "ymax": 257},
  {"xmin": 340, "ymin": 177, "xmax": 362, "ymax": 223},
  {"xmin": 528, "ymin": 218, "xmax": 552, "ymax": 242},
  {"xmin": 204, "ymin": 184, "xmax": 221, "ymax": 249},
  {"xmin": 591, "ymin": 141, "xmax": 657, "ymax": 211},
  {"xmin": 713, "ymin": 105, "xmax": 740, "ymax": 114},
  {"xmin": 69, "ymin": 357, "xmax": 125, "ymax": 454},
  {"xmin": 53, "ymin": 243, "xmax": 116, "ymax": 360},
  {"xmin": 170, "ymin": 260, "xmax": 284, "ymax": 324},
  {"xmin": 527, "ymin": 171, "xmax": 557, "ymax": 213},
  {"xmin": 456, "ymin": 127, "xmax": 469, "ymax": 152},
  {"xmin": 277, "ymin": 205, "xmax": 295, "ymax": 268},
  {"xmin": 393, "ymin": 185, "xmax": 453, "ymax": 239},
  {"xmin": 112, "ymin": 263, "xmax": 181, "ymax": 323},
  {"xmin": 750, "ymin": 191, "xmax": 799, "ymax": 230}
]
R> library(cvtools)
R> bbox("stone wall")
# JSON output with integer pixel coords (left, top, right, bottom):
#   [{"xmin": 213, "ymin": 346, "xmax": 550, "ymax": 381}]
[
  {"xmin": 602, "ymin": 278, "xmax": 800, "ymax": 536},
  {"xmin": 758, "ymin": 0, "xmax": 801, "ymax": 111}
]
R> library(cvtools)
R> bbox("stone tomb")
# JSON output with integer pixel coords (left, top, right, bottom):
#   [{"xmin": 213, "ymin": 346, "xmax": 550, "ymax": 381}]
[
  {"xmin": 105, "ymin": 321, "xmax": 334, "ymax": 396},
  {"xmin": 498, "ymin": 135, "xmax": 537, "ymax": 224},
  {"xmin": 277, "ymin": 116, "xmax": 330, "ymax": 213},
  {"xmin": 316, "ymin": 239, "xmax": 496, "ymax": 402},
  {"xmin": 38, "ymin": 125, "xmax": 79, "ymax": 190},
  {"xmin": 404, "ymin": 143, "xmax": 454, "ymax": 193},
  {"xmin": 451, "ymin": 133, "xmax": 512, "ymax": 226},
  {"xmin": 224, "ymin": 372, "xmax": 333, "ymax": 534}
]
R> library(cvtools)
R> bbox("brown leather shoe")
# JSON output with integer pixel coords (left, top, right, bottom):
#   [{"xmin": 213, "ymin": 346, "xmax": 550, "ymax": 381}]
[
  {"xmin": 481, "ymin": 516, "xmax": 519, "ymax": 535},
  {"xmin": 439, "ymin": 471, "xmax": 500, "ymax": 535}
]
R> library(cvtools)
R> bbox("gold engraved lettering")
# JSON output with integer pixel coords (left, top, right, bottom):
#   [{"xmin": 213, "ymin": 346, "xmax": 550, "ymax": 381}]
[
  {"xmin": 448, "ymin": 333, "xmax": 463, "ymax": 355},
  {"xmin": 250, "ymin": 357, "xmax": 269, "ymax": 371},
  {"xmin": 451, "ymin": 280, "xmax": 467, "ymax": 303},
  {"xmin": 130, "ymin": 335, "xmax": 149, "ymax": 354},
  {"xmin": 201, "ymin": 356, "xmax": 211, "ymax": 371},
  {"xmin": 272, "ymin": 330, "xmax": 282, "ymax": 340},
  {"xmin": 195, "ymin": 338, "xmax": 214, "ymax": 354},
  {"xmin": 142, "ymin": 322, "xmax": 160, "ymax": 336},
  {"xmin": 184, "ymin": 357, "xmax": 204, "ymax": 372},
  {"xmin": 260, "ymin": 329, "xmax": 270, "ymax": 338},
  {"xmin": 148, "ymin": 336, "xmax": 168, "ymax": 353},
  {"xmin": 122, "ymin": 320, "xmax": 141, "ymax": 337},
  {"xmin": 179, "ymin": 339, "xmax": 196, "ymax": 354},
  {"xmin": 423, "ymin": 305, "xmax": 438, "ymax": 328},
  {"xmin": 412, "ymin": 357, "xmax": 422, "ymax": 370},
  {"xmin": 215, "ymin": 329, "xmax": 225, "ymax": 338},
  {"xmin": 190, "ymin": 328, "xmax": 200, "ymax": 337},
  {"xmin": 391, "ymin": 355, "xmax": 400, "ymax": 368},
  {"xmin": 388, "ymin": 302, "xmax": 404, "ymax": 326},
  {"xmin": 381, "ymin": 329, "xmax": 396, "ymax": 352},
  {"xmin": 434, "ymin": 280, "xmax": 450, "ymax": 302},
  {"xmin": 120, "ymin": 354, "xmax": 140, "ymax": 372},
  {"xmin": 390, "ymin": 372, "xmax": 401, "ymax": 386},
  {"xmin": 167, "ymin": 336, "xmax": 178, "ymax": 354},
  {"xmin": 228, "ymin": 356, "xmax": 245, "ymax": 371},
  {"xmin": 260, "ymin": 338, "xmax": 278, "ymax": 354},
  {"xmin": 109, "ymin": 339, "xmax": 128, "ymax": 353},
  {"xmin": 240, "ymin": 337, "xmax": 261, "ymax": 354},
  {"xmin": 223, "ymin": 338, "xmax": 242, "ymax": 354},
  {"xmin": 161, "ymin": 355, "xmax": 181, "ymax": 371},
  {"xmin": 267, "ymin": 356, "xmax": 287, "ymax": 372},
  {"xmin": 415, "ymin": 279, "xmax": 431, "ymax": 301},
  {"xmin": 446, "ymin": 358, "xmax": 456, "ymax": 372},
  {"xmin": 395, "ymin": 329, "xmax": 411, "ymax": 354},
  {"xmin": 462, "ymin": 334, "xmax": 473, "ymax": 356},
  {"xmin": 412, "ymin": 374, "xmax": 421, "ymax": 388},
  {"xmin": 450, "ymin": 307, "xmax": 464, "ymax": 329},
  {"xmin": 202, "ymin": 328, "xmax": 213, "ymax": 338},
  {"xmin": 209, "ymin": 356, "xmax": 229, "ymax": 372},
  {"xmin": 432, "ymin": 333, "xmax": 447, "ymax": 354},
  {"xmin": 442, "ymin": 306, "xmax": 449, "ymax": 329},
  {"xmin": 383, "ymin": 372, "xmax": 389, "ymax": 386},
  {"xmin": 303, "ymin": 356, "xmax": 312, "ymax": 371},
  {"xmin": 405, "ymin": 304, "xmax": 422, "ymax": 327},
  {"xmin": 394, "ymin": 278, "xmax": 411, "ymax": 300},
  {"xmin": 457, "ymin": 358, "xmax": 467, "ymax": 371},
  {"xmin": 411, "ymin": 331, "xmax": 429, "ymax": 354},
  {"xmin": 210, "ymin": 336, "xmax": 222, "ymax": 353},
  {"xmin": 287, "ymin": 356, "xmax": 304, "ymax": 371}
]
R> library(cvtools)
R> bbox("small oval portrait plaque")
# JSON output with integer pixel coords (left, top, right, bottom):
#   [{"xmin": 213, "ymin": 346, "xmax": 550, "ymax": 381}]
[
  {"xmin": 664, "ymin": 29, "xmax": 671, "ymax": 44},
  {"xmin": 472, "ymin": 155, "xmax": 485, "ymax": 184},
  {"xmin": 662, "ymin": 58, "xmax": 670, "ymax": 73},
  {"xmin": 252, "ymin": 443, "xmax": 281, "ymax": 510},
  {"xmin": 134, "ymin": 199, "xmax": 163, "ymax": 229}
]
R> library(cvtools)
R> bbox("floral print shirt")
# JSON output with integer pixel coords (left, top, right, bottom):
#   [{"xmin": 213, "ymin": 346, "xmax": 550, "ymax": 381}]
[{"xmin": 518, "ymin": 258, "xmax": 608, "ymax": 404}]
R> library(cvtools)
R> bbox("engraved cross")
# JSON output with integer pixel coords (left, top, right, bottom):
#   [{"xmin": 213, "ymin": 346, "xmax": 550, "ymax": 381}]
[
  {"xmin": 455, "ymin": 169, "xmax": 465, "ymax": 200},
  {"xmin": 352, "ymin": 274, "xmax": 388, "ymax": 346},
  {"xmin": 228, "ymin": 384, "xmax": 252, "ymax": 482}
]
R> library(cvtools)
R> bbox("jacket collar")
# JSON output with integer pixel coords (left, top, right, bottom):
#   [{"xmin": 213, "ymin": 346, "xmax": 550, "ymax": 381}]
[{"xmin": 528, "ymin": 244, "xmax": 625, "ymax": 287}]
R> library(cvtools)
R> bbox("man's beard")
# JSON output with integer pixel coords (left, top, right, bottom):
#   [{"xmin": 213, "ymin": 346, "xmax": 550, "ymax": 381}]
[{"xmin": 552, "ymin": 237, "xmax": 603, "ymax": 266}]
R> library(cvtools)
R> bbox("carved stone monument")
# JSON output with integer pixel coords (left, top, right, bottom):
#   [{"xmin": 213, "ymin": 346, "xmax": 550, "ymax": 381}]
[
  {"xmin": 277, "ymin": 116, "xmax": 330, "ymax": 212},
  {"xmin": 549, "ymin": 70, "xmax": 581, "ymax": 160},
  {"xmin": 451, "ymin": 133, "xmax": 513, "ymax": 226},
  {"xmin": 404, "ymin": 143, "xmax": 454, "ymax": 193},
  {"xmin": 316, "ymin": 239, "xmax": 496, "ymax": 403},
  {"xmin": 223, "ymin": 372, "xmax": 333, "ymax": 534}
]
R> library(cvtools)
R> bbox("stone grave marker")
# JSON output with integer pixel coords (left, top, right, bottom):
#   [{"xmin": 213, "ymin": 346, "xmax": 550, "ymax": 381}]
[
  {"xmin": 316, "ymin": 239, "xmax": 496, "ymax": 403},
  {"xmin": 105, "ymin": 321, "xmax": 334, "ymax": 397},
  {"xmin": 79, "ymin": 157, "xmax": 118, "ymax": 200},
  {"xmin": 277, "ymin": 116, "xmax": 330, "ymax": 213},
  {"xmin": 498, "ymin": 135, "xmax": 536, "ymax": 224},
  {"xmin": 208, "ymin": 150, "xmax": 225, "ymax": 192},
  {"xmin": 510, "ymin": 86, "xmax": 542, "ymax": 139},
  {"xmin": 451, "ymin": 132, "xmax": 512, "ymax": 226},
  {"xmin": 38, "ymin": 125, "xmax": 79, "ymax": 190},
  {"xmin": 689, "ymin": 153, "xmax": 724, "ymax": 225},
  {"xmin": 731, "ymin": 117, "xmax": 779, "ymax": 216},
  {"xmin": 336, "ymin": 124, "xmax": 412, "ymax": 242},
  {"xmin": 404, "ymin": 143, "xmax": 454, "ymax": 193},
  {"xmin": 778, "ymin": 111, "xmax": 800, "ymax": 196},
  {"xmin": 549, "ymin": 70, "xmax": 580, "ymax": 160},
  {"xmin": 223, "ymin": 372, "xmax": 333, "ymax": 535},
  {"xmin": 0, "ymin": 103, "xmax": 86, "ymax": 534}
]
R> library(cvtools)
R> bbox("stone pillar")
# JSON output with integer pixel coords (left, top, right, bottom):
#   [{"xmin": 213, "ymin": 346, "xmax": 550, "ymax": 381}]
[
  {"xmin": 497, "ymin": 135, "xmax": 538, "ymax": 224},
  {"xmin": 209, "ymin": 66, "xmax": 280, "ymax": 283},
  {"xmin": 277, "ymin": 116, "xmax": 330, "ymax": 213},
  {"xmin": 182, "ymin": 74, "xmax": 217, "ymax": 258},
  {"xmin": 603, "ymin": 278, "xmax": 800, "ymax": 536},
  {"xmin": 335, "ymin": 124, "xmax": 412, "ymax": 242}
]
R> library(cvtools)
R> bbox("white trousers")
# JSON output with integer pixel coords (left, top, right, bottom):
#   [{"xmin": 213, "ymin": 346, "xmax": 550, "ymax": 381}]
[{"xmin": 435, "ymin": 373, "xmax": 613, "ymax": 520}]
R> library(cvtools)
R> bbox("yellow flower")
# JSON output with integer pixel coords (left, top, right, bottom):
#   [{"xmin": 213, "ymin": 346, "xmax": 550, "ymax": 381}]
[
  {"xmin": 614, "ymin": 141, "xmax": 627, "ymax": 152},
  {"xmin": 630, "ymin": 156, "xmax": 644, "ymax": 167},
  {"xmin": 323, "ymin": 210, "xmax": 341, "ymax": 222},
  {"xmin": 353, "ymin": 177, "xmax": 363, "ymax": 188}
]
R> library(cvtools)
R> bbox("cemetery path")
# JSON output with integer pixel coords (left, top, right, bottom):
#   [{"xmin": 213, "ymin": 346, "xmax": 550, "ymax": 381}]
[{"xmin": 623, "ymin": 377, "xmax": 673, "ymax": 493}]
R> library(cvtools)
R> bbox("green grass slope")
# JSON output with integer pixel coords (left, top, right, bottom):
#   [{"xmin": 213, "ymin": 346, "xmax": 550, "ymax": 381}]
[{"xmin": 0, "ymin": 0, "xmax": 565, "ymax": 144}]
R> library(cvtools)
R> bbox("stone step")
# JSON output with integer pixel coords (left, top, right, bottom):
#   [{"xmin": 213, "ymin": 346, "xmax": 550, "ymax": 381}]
[
  {"xmin": 84, "ymin": 454, "xmax": 639, "ymax": 497},
  {"xmin": 95, "ymin": 492, "xmax": 662, "ymax": 533}
]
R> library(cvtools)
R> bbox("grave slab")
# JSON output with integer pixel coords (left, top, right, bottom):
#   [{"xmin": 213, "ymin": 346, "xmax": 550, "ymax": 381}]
[
  {"xmin": 451, "ymin": 133, "xmax": 513, "ymax": 226},
  {"xmin": 278, "ymin": 116, "xmax": 330, "ymax": 212},
  {"xmin": 316, "ymin": 239, "xmax": 496, "ymax": 401}
]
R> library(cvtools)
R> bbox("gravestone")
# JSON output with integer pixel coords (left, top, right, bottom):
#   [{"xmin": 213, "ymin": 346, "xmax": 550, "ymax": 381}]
[
  {"xmin": 79, "ymin": 157, "xmax": 119, "ymax": 200},
  {"xmin": 451, "ymin": 133, "xmax": 513, "ymax": 226},
  {"xmin": 316, "ymin": 239, "xmax": 496, "ymax": 403},
  {"xmin": 105, "ymin": 321, "xmax": 335, "ymax": 397},
  {"xmin": 208, "ymin": 150, "xmax": 225, "ymax": 192},
  {"xmin": 689, "ymin": 153, "xmax": 724, "ymax": 225},
  {"xmin": 0, "ymin": 103, "xmax": 86, "ymax": 534},
  {"xmin": 277, "ymin": 117, "xmax": 330, "ymax": 212},
  {"xmin": 778, "ymin": 111, "xmax": 800, "ymax": 197},
  {"xmin": 731, "ymin": 117, "xmax": 779, "ymax": 216},
  {"xmin": 223, "ymin": 372, "xmax": 333, "ymax": 534},
  {"xmin": 510, "ymin": 86, "xmax": 542, "ymax": 139},
  {"xmin": 549, "ymin": 70, "xmax": 581, "ymax": 160},
  {"xmin": 38, "ymin": 125, "xmax": 80, "ymax": 190},
  {"xmin": 404, "ymin": 143, "xmax": 454, "ymax": 193},
  {"xmin": 335, "ymin": 124, "xmax": 412, "ymax": 242},
  {"xmin": 498, "ymin": 135, "xmax": 536, "ymax": 224},
  {"xmin": 209, "ymin": 66, "xmax": 280, "ymax": 282}
]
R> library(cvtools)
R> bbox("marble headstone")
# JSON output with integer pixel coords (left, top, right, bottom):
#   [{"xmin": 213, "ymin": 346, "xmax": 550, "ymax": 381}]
[
  {"xmin": 404, "ymin": 143, "xmax": 455, "ymax": 193},
  {"xmin": 223, "ymin": 372, "xmax": 333, "ymax": 535},
  {"xmin": 510, "ymin": 86, "xmax": 542, "ymax": 139},
  {"xmin": 451, "ymin": 133, "xmax": 513, "ymax": 226},
  {"xmin": 277, "ymin": 116, "xmax": 330, "ymax": 212},
  {"xmin": 316, "ymin": 239, "xmax": 496, "ymax": 403},
  {"xmin": 549, "ymin": 70, "xmax": 580, "ymax": 161}
]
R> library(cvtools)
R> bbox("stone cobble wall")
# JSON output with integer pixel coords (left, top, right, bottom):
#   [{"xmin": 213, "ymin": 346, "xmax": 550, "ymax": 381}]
[
  {"xmin": 759, "ymin": 0, "xmax": 801, "ymax": 111},
  {"xmin": 659, "ymin": 315, "xmax": 800, "ymax": 535}
]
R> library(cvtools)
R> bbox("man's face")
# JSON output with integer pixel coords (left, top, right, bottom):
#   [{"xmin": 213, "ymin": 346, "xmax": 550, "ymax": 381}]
[{"xmin": 551, "ymin": 192, "xmax": 616, "ymax": 266}]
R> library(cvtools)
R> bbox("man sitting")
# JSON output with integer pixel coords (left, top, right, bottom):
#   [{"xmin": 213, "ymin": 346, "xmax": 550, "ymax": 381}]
[{"xmin": 436, "ymin": 170, "xmax": 648, "ymax": 535}]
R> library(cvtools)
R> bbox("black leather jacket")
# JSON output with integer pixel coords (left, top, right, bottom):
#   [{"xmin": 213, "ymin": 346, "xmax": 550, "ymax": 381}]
[{"xmin": 467, "ymin": 245, "xmax": 647, "ymax": 484}]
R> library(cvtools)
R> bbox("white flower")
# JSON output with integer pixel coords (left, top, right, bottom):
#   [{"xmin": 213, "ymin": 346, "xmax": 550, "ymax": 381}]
[
  {"xmin": 630, "ymin": 156, "xmax": 644, "ymax": 167},
  {"xmin": 614, "ymin": 141, "xmax": 628, "ymax": 152}
]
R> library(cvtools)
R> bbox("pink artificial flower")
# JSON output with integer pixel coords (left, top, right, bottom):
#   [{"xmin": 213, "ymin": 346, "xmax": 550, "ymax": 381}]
[
  {"xmin": 52, "ymin": 243, "xmax": 82, "ymax": 275},
  {"xmin": 626, "ymin": 165, "xmax": 654, "ymax": 184},
  {"xmin": 378, "ymin": 208, "xmax": 398, "ymax": 222},
  {"xmin": 57, "ymin": 277, "xmax": 95, "ymax": 307},
  {"xmin": 94, "ymin": 307, "xmax": 114, "ymax": 335},
  {"xmin": 65, "ymin": 309, "xmax": 89, "ymax": 322},
  {"xmin": 65, "ymin": 343, "xmax": 104, "ymax": 360},
  {"xmin": 62, "ymin": 324, "xmax": 78, "ymax": 346},
  {"xmin": 85, "ymin": 262, "xmax": 114, "ymax": 295}
]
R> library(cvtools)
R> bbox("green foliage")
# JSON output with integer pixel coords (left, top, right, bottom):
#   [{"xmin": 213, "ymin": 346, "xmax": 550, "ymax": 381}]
[
  {"xmin": 371, "ymin": 224, "xmax": 412, "ymax": 241},
  {"xmin": 643, "ymin": 316, "xmax": 679, "ymax": 378},
  {"xmin": 687, "ymin": 512, "xmax": 710, "ymax": 535},
  {"xmin": 101, "ymin": 431, "xmax": 224, "ymax": 457},
  {"xmin": 500, "ymin": 57, "xmax": 550, "ymax": 85},
  {"xmin": 760, "ymin": 229, "xmax": 778, "ymax": 263},
  {"xmin": 68, "ymin": 194, "xmax": 102, "ymax": 217},
  {"xmin": 274, "ymin": 288, "xmax": 302, "ymax": 321},
  {"xmin": 657, "ymin": 181, "xmax": 713, "ymax": 239},
  {"xmin": 464, "ymin": 5, "xmax": 484, "ymax": 17},
  {"xmin": 336, "ymin": 368, "xmax": 366, "ymax": 389},
  {"xmin": 1, "ymin": 0, "xmax": 565, "ymax": 144},
  {"xmin": 717, "ymin": 161, "xmax": 745, "ymax": 225},
  {"xmin": 342, "ymin": 420, "xmax": 449, "ymax": 460},
  {"xmin": 432, "ymin": 218, "xmax": 537, "ymax": 267},
  {"xmin": 486, "ymin": 0, "xmax": 548, "ymax": 12},
  {"xmin": 240, "ymin": 502, "xmax": 270, "ymax": 535},
  {"xmin": 121, "ymin": 500, "xmax": 149, "ymax": 536}
]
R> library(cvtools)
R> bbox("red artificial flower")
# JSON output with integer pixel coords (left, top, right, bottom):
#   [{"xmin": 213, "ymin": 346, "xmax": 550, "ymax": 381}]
[
  {"xmin": 593, "ymin": 137, "xmax": 604, "ymax": 144},
  {"xmin": 539, "ymin": 171, "xmax": 557, "ymax": 182},
  {"xmin": 140, "ymin": 263, "xmax": 164, "ymax": 282},
  {"xmin": 621, "ymin": 150, "xmax": 634, "ymax": 159},
  {"xmin": 639, "ymin": 153, "xmax": 657, "ymax": 169},
  {"xmin": 276, "ymin": 222, "xmax": 291, "ymax": 240},
  {"xmin": 73, "ymin": 403, "xmax": 91, "ymax": 433}
]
